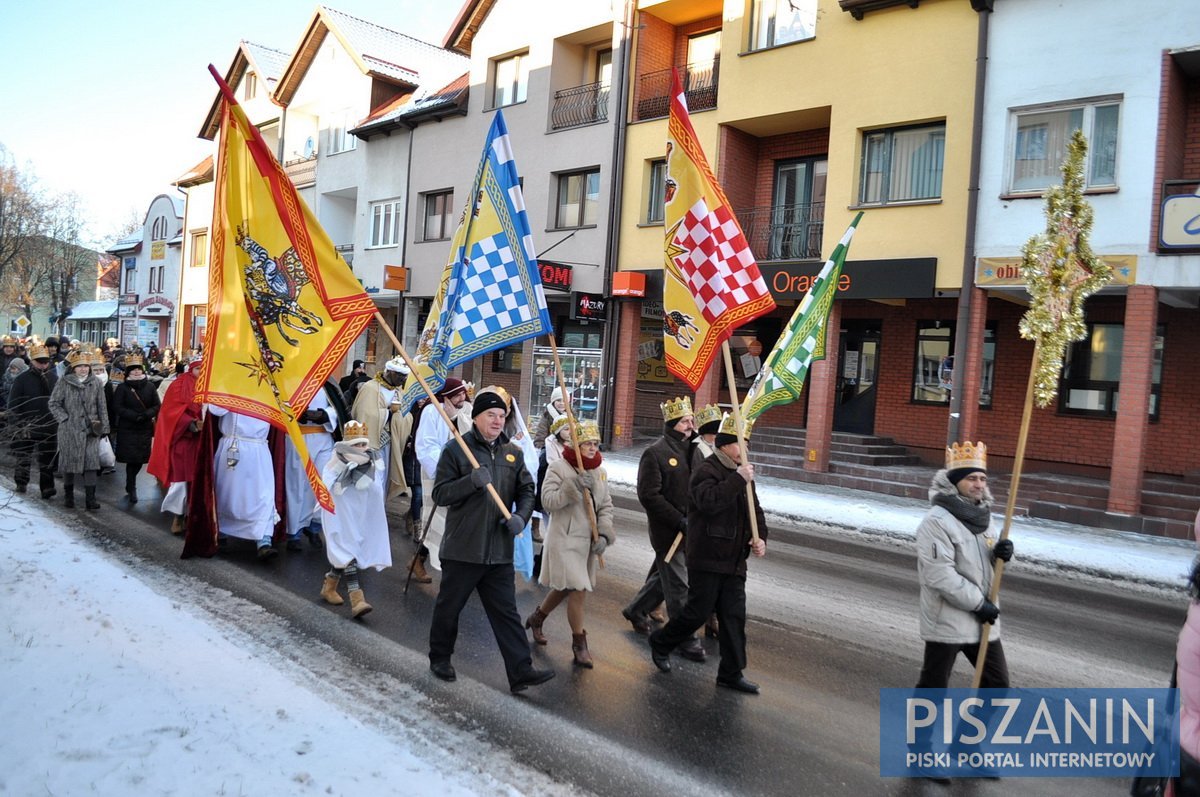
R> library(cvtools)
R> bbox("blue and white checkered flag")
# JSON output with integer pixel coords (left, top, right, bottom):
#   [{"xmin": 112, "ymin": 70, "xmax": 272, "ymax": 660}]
[{"xmin": 401, "ymin": 111, "xmax": 552, "ymax": 412}]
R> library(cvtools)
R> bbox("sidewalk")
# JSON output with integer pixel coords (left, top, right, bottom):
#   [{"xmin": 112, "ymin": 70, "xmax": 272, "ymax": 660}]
[{"xmin": 599, "ymin": 442, "xmax": 1196, "ymax": 593}]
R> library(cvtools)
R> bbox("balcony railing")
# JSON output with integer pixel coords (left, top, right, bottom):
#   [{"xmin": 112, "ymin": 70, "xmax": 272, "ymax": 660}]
[
  {"xmin": 738, "ymin": 202, "xmax": 825, "ymax": 262},
  {"xmin": 636, "ymin": 56, "xmax": 720, "ymax": 121},
  {"xmin": 283, "ymin": 153, "xmax": 317, "ymax": 187},
  {"xmin": 551, "ymin": 81, "xmax": 610, "ymax": 130}
]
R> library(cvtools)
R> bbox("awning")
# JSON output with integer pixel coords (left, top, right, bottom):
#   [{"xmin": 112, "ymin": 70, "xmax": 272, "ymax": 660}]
[{"xmin": 67, "ymin": 300, "xmax": 118, "ymax": 321}]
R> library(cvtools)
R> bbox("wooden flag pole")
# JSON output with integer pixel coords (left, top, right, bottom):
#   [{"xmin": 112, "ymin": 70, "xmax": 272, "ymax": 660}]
[
  {"xmin": 374, "ymin": 312, "xmax": 512, "ymax": 520},
  {"xmin": 546, "ymin": 334, "xmax": 603, "ymax": 566},
  {"xmin": 971, "ymin": 340, "xmax": 1040, "ymax": 688},
  {"xmin": 721, "ymin": 340, "xmax": 760, "ymax": 544}
]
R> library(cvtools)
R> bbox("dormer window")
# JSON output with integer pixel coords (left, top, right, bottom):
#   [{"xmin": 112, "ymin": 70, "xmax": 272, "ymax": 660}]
[{"xmin": 244, "ymin": 72, "xmax": 258, "ymax": 101}]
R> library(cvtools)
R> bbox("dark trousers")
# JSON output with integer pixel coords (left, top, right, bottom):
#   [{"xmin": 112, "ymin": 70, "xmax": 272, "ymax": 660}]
[
  {"xmin": 402, "ymin": 449, "xmax": 422, "ymax": 520},
  {"xmin": 428, "ymin": 560, "xmax": 533, "ymax": 686},
  {"xmin": 915, "ymin": 639, "xmax": 1010, "ymax": 689},
  {"xmin": 651, "ymin": 570, "xmax": 748, "ymax": 681},
  {"xmin": 14, "ymin": 437, "xmax": 56, "ymax": 493},
  {"xmin": 125, "ymin": 462, "xmax": 143, "ymax": 493}
]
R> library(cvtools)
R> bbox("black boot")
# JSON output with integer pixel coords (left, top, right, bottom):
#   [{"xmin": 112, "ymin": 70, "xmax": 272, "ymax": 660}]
[
  {"xmin": 85, "ymin": 486, "xmax": 99, "ymax": 511},
  {"xmin": 64, "ymin": 485, "xmax": 75, "ymax": 508}
]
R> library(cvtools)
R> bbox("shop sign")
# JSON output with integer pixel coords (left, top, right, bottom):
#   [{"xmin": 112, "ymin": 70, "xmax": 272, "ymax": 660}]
[
  {"xmin": 571, "ymin": 291, "xmax": 607, "ymax": 322},
  {"xmin": 540, "ymin": 261, "xmax": 573, "ymax": 292},
  {"xmin": 976, "ymin": 256, "xmax": 1135, "ymax": 287},
  {"xmin": 1161, "ymin": 193, "xmax": 1200, "ymax": 248},
  {"xmin": 760, "ymin": 258, "xmax": 937, "ymax": 300}
]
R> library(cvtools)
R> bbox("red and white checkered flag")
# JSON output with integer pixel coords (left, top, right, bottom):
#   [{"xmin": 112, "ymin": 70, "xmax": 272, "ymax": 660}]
[{"xmin": 671, "ymin": 200, "xmax": 770, "ymax": 324}]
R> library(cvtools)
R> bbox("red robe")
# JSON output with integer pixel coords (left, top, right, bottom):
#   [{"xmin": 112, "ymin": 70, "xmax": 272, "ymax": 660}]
[{"xmin": 147, "ymin": 370, "xmax": 203, "ymax": 486}]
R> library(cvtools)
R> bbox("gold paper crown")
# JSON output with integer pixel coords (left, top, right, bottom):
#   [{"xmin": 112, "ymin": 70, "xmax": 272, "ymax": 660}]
[
  {"xmin": 946, "ymin": 441, "xmax": 987, "ymax": 472},
  {"xmin": 66, "ymin": 350, "xmax": 91, "ymax": 367},
  {"xmin": 575, "ymin": 420, "xmax": 601, "ymax": 443},
  {"xmin": 464, "ymin": 381, "xmax": 476, "ymax": 400},
  {"xmin": 660, "ymin": 396, "xmax": 693, "ymax": 422},
  {"xmin": 343, "ymin": 420, "xmax": 369, "ymax": 441},
  {"xmin": 26, "ymin": 343, "xmax": 49, "ymax": 360},
  {"xmin": 90, "ymin": 351, "xmax": 106, "ymax": 366},
  {"xmin": 694, "ymin": 404, "xmax": 723, "ymax": 430},
  {"xmin": 717, "ymin": 413, "xmax": 754, "ymax": 439},
  {"xmin": 0, "ymin": 335, "xmax": 15, "ymax": 345},
  {"xmin": 124, "ymin": 354, "xmax": 145, "ymax": 370},
  {"xmin": 550, "ymin": 415, "xmax": 571, "ymax": 436}
]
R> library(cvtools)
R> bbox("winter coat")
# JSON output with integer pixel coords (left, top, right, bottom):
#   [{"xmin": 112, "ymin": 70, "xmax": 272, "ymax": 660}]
[
  {"xmin": 350, "ymin": 377, "xmax": 411, "ymax": 499},
  {"xmin": 1178, "ymin": 602, "xmax": 1200, "ymax": 762},
  {"xmin": 539, "ymin": 457, "xmax": 614, "ymax": 591},
  {"xmin": 636, "ymin": 429, "xmax": 694, "ymax": 555},
  {"xmin": 113, "ymin": 378, "xmax": 161, "ymax": 464},
  {"xmin": 7, "ymin": 366, "xmax": 57, "ymax": 444},
  {"xmin": 48, "ymin": 372, "xmax": 110, "ymax": 474},
  {"xmin": 686, "ymin": 453, "xmax": 768, "ymax": 577},
  {"xmin": 915, "ymin": 472, "xmax": 1001, "ymax": 644},
  {"xmin": 433, "ymin": 425, "xmax": 536, "ymax": 566}
]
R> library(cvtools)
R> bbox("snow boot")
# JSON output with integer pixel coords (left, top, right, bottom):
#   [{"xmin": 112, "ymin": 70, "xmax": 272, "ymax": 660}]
[
  {"xmin": 572, "ymin": 631, "xmax": 593, "ymax": 669},
  {"xmin": 63, "ymin": 485, "xmax": 75, "ymax": 508},
  {"xmin": 525, "ymin": 607, "xmax": 549, "ymax": 645},
  {"xmin": 85, "ymin": 486, "xmax": 99, "ymax": 511},
  {"xmin": 349, "ymin": 588, "xmax": 372, "ymax": 618},
  {"xmin": 320, "ymin": 575, "xmax": 344, "ymax": 605}
]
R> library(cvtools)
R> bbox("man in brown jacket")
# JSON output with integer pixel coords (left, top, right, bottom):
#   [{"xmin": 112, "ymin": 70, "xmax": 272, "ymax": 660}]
[
  {"xmin": 622, "ymin": 396, "xmax": 705, "ymax": 662},
  {"xmin": 649, "ymin": 414, "xmax": 767, "ymax": 693}
]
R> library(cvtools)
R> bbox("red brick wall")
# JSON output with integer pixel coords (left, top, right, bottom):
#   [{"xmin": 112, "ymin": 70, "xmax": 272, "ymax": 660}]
[
  {"xmin": 1147, "ymin": 304, "xmax": 1200, "ymax": 476},
  {"xmin": 751, "ymin": 129, "xmax": 830, "ymax": 210},
  {"xmin": 718, "ymin": 125, "xmax": 759, "ymax": 213},
  {"xmin": 633, "ymin": 11, "xmax": 674, "ymax": 117},
  {"xmin": 1109, "ymin": 286, "xmax": 1158, "ymax": 511}
]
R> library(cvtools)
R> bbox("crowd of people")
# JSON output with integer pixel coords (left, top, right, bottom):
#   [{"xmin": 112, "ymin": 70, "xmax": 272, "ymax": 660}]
[{"xmin": 3, "ymin": 341, "xmax": 1018, "ymax": 705}]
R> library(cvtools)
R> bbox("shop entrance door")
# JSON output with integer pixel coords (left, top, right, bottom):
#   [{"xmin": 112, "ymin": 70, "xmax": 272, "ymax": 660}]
[{"xmin": 833, "ymin": 320, "xmax": 881, "ymax": 435}]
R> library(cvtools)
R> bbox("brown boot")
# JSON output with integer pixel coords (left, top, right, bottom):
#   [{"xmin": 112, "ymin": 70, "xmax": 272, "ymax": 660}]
[
  {"xmin": 572, "ymin": 631, "xmax": 593, "ymax": 669},
  {"xmin": 320, "ymin": 575, "xmax": 344, "ymax": 605},
  {"xmin": 170, "ymin": 514, "xmax": 186, "ymax": 535},
  {"xmin": 411, "ymin": 556, "xmax": 433, "ymax": 584},
  {"xmin": 349, "ymin": 588, "xmax": 372, "ymax": 618},
  {"xmin": 705, "ymin": 613, "xmax": 719, "ymax": 639},
  {"xmin": 525, "ymin": 606, "xmax": 548, "ymax": 645}
]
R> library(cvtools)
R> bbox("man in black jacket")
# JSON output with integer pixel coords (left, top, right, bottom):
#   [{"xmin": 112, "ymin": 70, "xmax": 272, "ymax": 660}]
[
  {"xmin": 621, "ymin": 396, "xmax": 706, "ymax": 661},
  {"xmin": 8, "ymin": 343, "xmax": 58, "ymax": 498},
  {"xmin": 649, "ymin": 414, "xmax": 767, "ymax": 694},
  {"xmin": 428, "ymin": 385, "xmax": 554, "ymax": 694}
]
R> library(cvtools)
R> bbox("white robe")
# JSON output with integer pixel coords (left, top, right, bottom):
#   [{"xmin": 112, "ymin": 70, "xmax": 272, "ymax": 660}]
[
  {"xmin": 209, "ymin": 406, "xmax": 278, "ymax": 542},
  {"xmin": 415, "ymin": 400, "xmax": 471, "ymax": 571},
  {"xmin": 320, "ymin": 453, "xmax": 391, "ymax": 571},
  {"xmin": 283, "ymin": 389, "xmax": 338, "ymax": 536}
]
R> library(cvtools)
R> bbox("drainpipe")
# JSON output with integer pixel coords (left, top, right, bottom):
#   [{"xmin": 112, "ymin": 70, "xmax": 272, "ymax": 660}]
[
  {"xmin": 946, "ymin": 0, "xmax": 992, "ymax": 446},
  {"xmin": 597, "ymin": 0, "xmax": 636, "ymax": 448}
]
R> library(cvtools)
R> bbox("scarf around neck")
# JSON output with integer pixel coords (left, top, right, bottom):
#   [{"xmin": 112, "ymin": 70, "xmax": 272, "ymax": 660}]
[
  {"xmin": 933, "ymin": 491, "xmax": 991, "ymax": 535},
  {"xmin": 563, "ymin": 445, "xmax": 602, "ymax": 470}
]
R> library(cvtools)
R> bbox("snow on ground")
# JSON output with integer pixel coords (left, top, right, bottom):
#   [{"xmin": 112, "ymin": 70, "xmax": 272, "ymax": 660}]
[
  {"xmin": 0, "ymin": 494, "xmax": 566, "ymax": 797},
  {"xmin": 602, "ymin": 452, "xmax": 1198, "ymax": 593}
]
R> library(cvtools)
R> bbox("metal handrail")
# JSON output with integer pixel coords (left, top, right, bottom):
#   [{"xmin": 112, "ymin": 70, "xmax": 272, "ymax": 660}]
[
  {"xmin": 736, "ymin": 201, "xmax": 825, "ymax": 261},
  {"xmin": 635, "ymin": 56, "xmax": 720, "ymax": 121},
  {"xmin": 551, "ymin": 81, "xmax": 610, "ymax": 129}
]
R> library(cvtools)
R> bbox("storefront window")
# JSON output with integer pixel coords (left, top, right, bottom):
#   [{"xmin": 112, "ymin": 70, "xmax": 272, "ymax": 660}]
[
  {"xmin": 529, "ymin": 346, "xmax": 603, "ymax": 423},
  {"xmin": 911, "ymin": 321, "xmax": 995, "ymax": 407},
  {"xmin": 1060, "ymin": 323, "xmax": 1164, "ymax": 419}
]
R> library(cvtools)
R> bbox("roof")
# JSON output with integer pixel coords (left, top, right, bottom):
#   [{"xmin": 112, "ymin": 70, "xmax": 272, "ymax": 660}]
[
  {"xmin": 173, "ymin": 155, "xmax": 214, "ymax": 188},
  {"xmin": 274, "ymin": 6, "xmax": 468, "ymax": 106},
  {"xmin": 106, "ymin": 232, "xmax": 141, "ymax": 255},
  {"xmin": 68, "ymin": 300, "xmax": 118, "ymax": 321},
  {"xmin": 443, "ymin": 0, "xmax": 498, "ymax": 55},
  {"xmin": 199, "ymin": 40, "xmax": 291, "ymax": 140},
  {"xmin": 352, "ymin": 71, "xmax": 469, "ymax": 135}
]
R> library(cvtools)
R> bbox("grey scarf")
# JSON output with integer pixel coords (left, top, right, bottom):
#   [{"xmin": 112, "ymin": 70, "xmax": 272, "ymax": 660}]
[{"xmin": 929, "ymin": 469, "xmax": 991, "ymax": 535}]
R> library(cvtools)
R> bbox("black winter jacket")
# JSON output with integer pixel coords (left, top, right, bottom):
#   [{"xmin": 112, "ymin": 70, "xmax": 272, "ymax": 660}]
[
  {"xmin": 636, "ymin": 428, "xmax": 694, "ymax": 555},
  {"xmin": 433, "ymin": 426, "xmax": 535, "ymax": 565},
  {"xmin": 113, "ymin": 378, "xmax": 161, "ymax": 463},
  {"xmin": 7, "ymin": 367, "xmax": 57, "ymax": 441},
  {"xmin": 686, "ymin": 454, "xmax": 768, "ymax": 576}
]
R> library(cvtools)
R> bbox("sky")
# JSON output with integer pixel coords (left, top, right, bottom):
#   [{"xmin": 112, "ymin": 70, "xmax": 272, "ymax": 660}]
[
  {"xmin": 0, "ymin": 0, "xmax": 460, "ymax": 250},
  {"xmin": 0, "ymin": 452, "xmax": 1193, "ymax": 793}
]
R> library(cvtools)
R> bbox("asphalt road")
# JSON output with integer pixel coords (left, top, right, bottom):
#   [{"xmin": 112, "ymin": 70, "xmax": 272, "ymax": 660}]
[{"xmin": 43, "ymin": 468, "xmax": 1187, "ymax": 796}]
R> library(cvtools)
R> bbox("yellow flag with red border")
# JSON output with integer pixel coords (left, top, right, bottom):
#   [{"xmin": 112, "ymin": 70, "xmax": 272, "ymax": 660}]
[
  {"xmin": 195, "ymin": 67, "xmax": 376, "ymax": 511},
  {"xmin": 663, "ymin": 69, "xmax": 775, "ymax": 390}
]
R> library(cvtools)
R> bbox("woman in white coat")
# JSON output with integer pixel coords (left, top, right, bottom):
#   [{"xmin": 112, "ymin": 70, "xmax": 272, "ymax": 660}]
[{"xmin": 524, "ymin": 420, "xmax": 614, "ymax": 668}]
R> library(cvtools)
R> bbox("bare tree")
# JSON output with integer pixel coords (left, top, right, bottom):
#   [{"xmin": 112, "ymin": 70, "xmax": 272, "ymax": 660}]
[
  {"xmin": 0, "ymin": 144, "xmax": 47, "ymax": 285},
  {"xmin": 38, "ymin": 195, "xmax": 99, "ymax": 337}
]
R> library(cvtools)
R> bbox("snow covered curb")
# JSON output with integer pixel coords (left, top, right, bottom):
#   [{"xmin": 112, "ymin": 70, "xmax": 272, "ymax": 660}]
[{"xmin": 601, "ymin": 455, "xmax": 1194, "ymax": 594}]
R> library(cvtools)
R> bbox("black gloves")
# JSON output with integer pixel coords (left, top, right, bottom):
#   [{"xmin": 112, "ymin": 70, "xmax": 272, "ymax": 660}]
[
  {"xmin": 470, "ymin": 467, "xmax": 492, "ymax": 490},
  {"xmin": 136, "ymin": 414, "xmax": 147, "ymax": 424},
  {"xmin": 504, "ymin": 515, "xmax": 525, "ymax": 536},
  {"xmin": 993, "ymin": 539, "xmax": 1014, "ymax": 563},
  {"xmin": 677, "ymin": 516, "xmax": 688, "ymax": 533},
  {"xmin": 972, "ymin": 600, "xmax": 1000, "ymax": 625}
]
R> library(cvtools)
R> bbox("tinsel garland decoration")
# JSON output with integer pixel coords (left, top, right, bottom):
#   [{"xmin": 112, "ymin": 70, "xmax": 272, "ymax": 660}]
[{"xmin": 1017, "ymin": 129, "xmax": 1112, "ymax": 408}]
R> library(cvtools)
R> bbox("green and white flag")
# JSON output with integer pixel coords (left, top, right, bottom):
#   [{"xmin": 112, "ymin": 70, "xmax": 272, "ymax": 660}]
[{"xmin": 741, "ymin": 212, "xmax": 863, "ymax": 421}]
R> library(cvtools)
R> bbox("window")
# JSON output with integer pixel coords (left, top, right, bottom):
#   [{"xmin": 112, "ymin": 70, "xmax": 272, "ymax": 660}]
[
  {"xmin": 123, "ymin": 261, "xmax": 136, "ymax": 294},
  {"xmin": 1009, "ymin": 99, "xmax": 1119, "ymax": 193},
  {"xmin": 244, "ymin": 72, "xmax": 258, "ymax": 101},
  {"xmin": 369, "ymin": 199, "xmax": 403, "ymax": 248},
  {"xmin": 751, "ymin": 0, "xmax": 817, "ymax": 50},
  {"xmin": 328, "ymin": 111, "xmax": 357, "ymax": 155},
  {"xmin": 555, "ymin": 169, "xmax": 600, "ymax": 229},
  {"xmin": 647, "ymin": 159, "xmax": 667, "ymax": 224},
  {"xmin": 491, "ymin": 52, "xmax": 529, "ymax": 108},
  {"xmin": 1060, "ymin": 322, "xmax": 1164, "ymax": 419},
  {"xmin": 911, "ymin": 321, "xmax": 995, "ymax": 407},
  {"xmin": 860, "ymin": 123, "xmax": 945, "ymax": 205},
  {"xmin": 190, "ymin": 231, "xmax": 208, "ymax": 268},
  {"xmin": 422, "ymin": 190, "xmax": 454, "ymax": 241}
]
